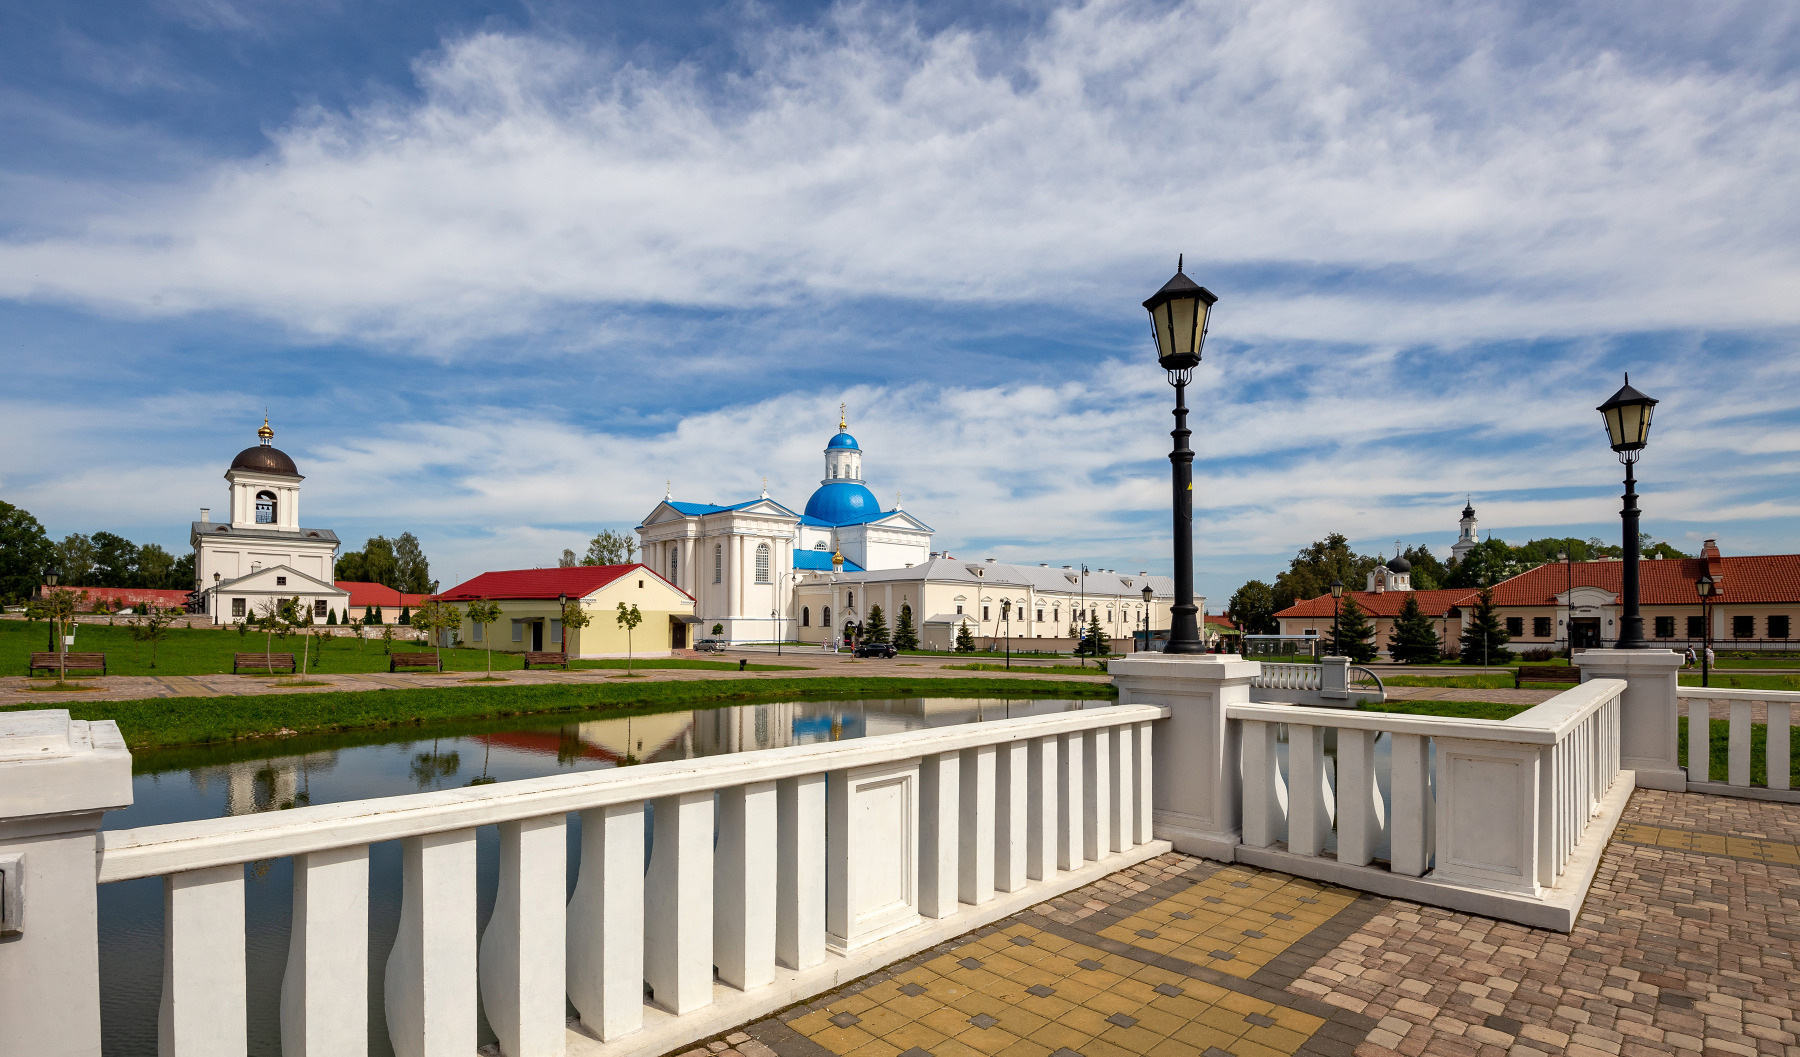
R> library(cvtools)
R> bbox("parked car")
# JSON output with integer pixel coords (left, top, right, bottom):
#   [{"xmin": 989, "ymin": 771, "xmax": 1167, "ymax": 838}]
[
  {"xmin": 694, "ymin": 638, "xmax": 727, "ymax": 653},
  {"xmin": 854, "ymin": 641, "xmax": 898, "ymax": 658}
]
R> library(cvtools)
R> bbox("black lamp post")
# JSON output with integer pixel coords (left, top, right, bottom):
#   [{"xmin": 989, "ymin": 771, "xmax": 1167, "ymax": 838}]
[
  {"xmin": 1329, "ymin": 579, "xmax": 1344, "ymax": 657},
  {"xmin": 1001, "ymin": 600, "xmax": 1011, "ymax": 670},
  {"xmin": 1557, "ymin": 550, "xmax": 1571, "ymax": 658},
  {"xmin": 1143, "ymin": 256, "xmax": 1218, "ymax": 655},
  {"xmin": 1695, "ymin": 575, "xmax": 1716, "ymax": 687},
  {"xmin": 1597, "ymin": 375, "xmax": 1658, "ymax": 649},
  {"xmin": 558, "ymin": 593, "xmax": 569, "ymax": 657},
  {"xmin": 44, "ymin": 566, "xmax": 62, "ymax": 656},
  {"xmin": 1142, "ymin": 584, "xmax": 1154, "ymax": 652}
]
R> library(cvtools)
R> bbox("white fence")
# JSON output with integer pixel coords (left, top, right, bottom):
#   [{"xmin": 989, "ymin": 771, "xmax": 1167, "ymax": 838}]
[
  {"xmin": 1676, "ymin": 687, "xmax": 1798, "ymax": 802},
  {"xmin": 1251, "ymin": 662, "xmax": 1319, "ymax": 691},
  {"xmin": 85, "ymin": 704, "xmax": 1165, "ymax": 1057}
]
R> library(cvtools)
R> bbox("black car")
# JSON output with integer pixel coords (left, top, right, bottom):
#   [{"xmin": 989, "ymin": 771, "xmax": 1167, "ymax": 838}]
[{"xmin": 853, "ymin": 641, "xmax": 897, "ymax": 658}]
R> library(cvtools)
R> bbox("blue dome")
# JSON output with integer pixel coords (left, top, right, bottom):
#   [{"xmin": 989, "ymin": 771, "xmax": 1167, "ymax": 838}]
[
  {"xmin": 826, "ymin": 432, "xmax": 860, "ymax": 450},
  {"xmin": 805, "ymin": 481, "xmax": 880, "ymax": 523}
]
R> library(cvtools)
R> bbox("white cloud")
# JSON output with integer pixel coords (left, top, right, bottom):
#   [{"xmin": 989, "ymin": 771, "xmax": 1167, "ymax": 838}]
[{"xmin": 2, "ymin": 0, "xmax": 1797, "ymax": 347}]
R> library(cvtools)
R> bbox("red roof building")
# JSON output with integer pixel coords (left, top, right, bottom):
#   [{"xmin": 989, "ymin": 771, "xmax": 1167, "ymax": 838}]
[
  {"xmin": 436, "ymin": 564, "xmax": 691, "ymax": 602},
  {"xmin": 433, "ymin": 564, "xmax": 699, "ymax": 657}
]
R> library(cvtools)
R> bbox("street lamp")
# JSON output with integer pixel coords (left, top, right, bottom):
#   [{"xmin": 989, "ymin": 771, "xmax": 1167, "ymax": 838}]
[
  {"xmin": 1143, "ymin": 256, "xmax": 1217, "ymax": 655},
  {"xmin": 772, "ymin": 608, "xmax": 781, "ymax": 656},
  {"xmin": 1598, "ymin": 374, "xmax": 1658, "ymax": 649},
  {"xmin": 43, "ymin": 567, "xmax": 62, "ymax": 659},
  {"xmin": 1001, "ymin": 600, "xmax": 1011, "ymax": 670},
  {"xmin": 1695, "ymin": 575, "xmax": 1717, "ymax": 687},
  {"xmin": 1557, "ymin": 550, "xmax": 1571, "ymax": 658},
  {"xmin": 1329, "ymin": 580, "xmax": 1344, "ymax": 658},
  {"xmin": 558, "ymin": 593, "xmax": 568, "ymax": 657},
  {"xmin": 1141, "ymin": 584, "xmax": 1154, "ymax": 652}
]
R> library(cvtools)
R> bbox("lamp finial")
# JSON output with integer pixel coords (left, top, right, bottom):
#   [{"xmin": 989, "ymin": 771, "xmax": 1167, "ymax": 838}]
[{"xmin": 1177, "ymin": 253, "xmax": 1183, "ymax": 273}]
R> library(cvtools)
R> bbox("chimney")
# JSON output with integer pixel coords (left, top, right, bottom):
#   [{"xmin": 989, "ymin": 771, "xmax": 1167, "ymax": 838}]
[
  {"xmin": 985, "ymin": 558, "xmax": 996, "ymax": 563},
  {"xmin": 200, "ymin": 508, "xmax": 210, "ymax": 523}
]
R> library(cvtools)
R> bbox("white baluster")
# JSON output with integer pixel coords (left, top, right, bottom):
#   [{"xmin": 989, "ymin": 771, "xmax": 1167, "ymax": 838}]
[
  {"xmin": 384, "ymin": 830, "xmax": 477, "ymax": 1057},
  {"xmin": 281, "ymin": 846, "xmax": 368, "ymax": 1057},
  {"xmin": 1107, "ymin": 722, "xmax": 1133, "ymax": 852},
  {"xmin": 1389, "ymin": 734, "xmax": 1433, "ymax": 877},
  {"xmin": 1287, "ymin": 724, "xmax": 1327, "ymax": 857},
  {"xmin": 1728, "ymin": 701, "xmax": 1752, "ymax": 787},
  {"xmin": 1026, "ymin": 735, "xmax": 1059, "ymax": 880},
  {"xmin": 1336, "ymin": 729, "xmax": 1379, "ymax": 867},
  {"xmin": 993, "ymin": 741, "xmax": 1029, "ymax": 893},
  {"xmin": 1686, "ymin": 697, "xmax": 1710, "ymax": 783},
  {"xmin": 480, "ymin": 816, "xmax": 567, "ymax": 1057},
  {"xmin": 715, "ymin": 782, "xmax": 778, "ymax": 990},
  {"xmin": 160, "ymin": 864, "xmax": 245, "ymax": 1057},
  {"xmin": 567, "ymin": 802, "xmax": 644, "ymax": 1041},
  {"xmin": 1770, "ymin": 703, "xmax": 1792, "ymax": 792},
  {"xmin": 918, "ymin": 752, "xmax": 960, "ymax": 918},
  {"xmin": 1240, "ymin": 721, "xmax": 1280, "ymax": 849},
  {"xmin": 1057, "ymin": 731, "xmax": 1085, "ymax": 870},
  {"xmin": 776, "ymin": 775, "xmax": 826, "ymax": 970},
  {"xmin": 644, "ymin": 792, "xmax": 714, "ymax": 1015},
  {"xmin": 1131, "ymin": 722, "xmax": 1154, "ymax": 846},
  {"xmin": 1083, "ymin": 725, "xmax": 1111, "ymax": 861},
  {"xmin": 958, "ymin": 745, "xmax": 997, "ymax": 905}
]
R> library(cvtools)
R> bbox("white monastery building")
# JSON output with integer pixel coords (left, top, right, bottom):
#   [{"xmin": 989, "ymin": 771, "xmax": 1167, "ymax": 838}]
[{"xmin": 636, "ymin": 411, "xmax": 1180, "ymax": 645}]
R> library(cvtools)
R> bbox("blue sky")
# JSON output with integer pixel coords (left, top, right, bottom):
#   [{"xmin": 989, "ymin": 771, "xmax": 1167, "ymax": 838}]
[{"xmin": 2, "ymin": 0, "xmax": 1797, "ymax": 606}]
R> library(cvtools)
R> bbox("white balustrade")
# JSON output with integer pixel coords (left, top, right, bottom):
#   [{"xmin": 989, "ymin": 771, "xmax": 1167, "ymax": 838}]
[
  {"xmin": 1676, "ymin": 688, "xmax": 1800, "ymax": 800},
  {"xmin": 1251, "ymin": 663, "xmax": 1321, "ymax": 692},
  {"xmin": 84, "ymin": 705, "xmax": 1166, "ymax": 1057}
]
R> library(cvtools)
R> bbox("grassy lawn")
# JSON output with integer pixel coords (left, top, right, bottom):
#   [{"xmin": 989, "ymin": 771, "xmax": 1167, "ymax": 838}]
[
  {"xmin": 2, "ymin": 620, "xmax": 806, "ymax": 677},
  {"xmin": 1679, "ymin": 673, "xmax": 1800, "ymax": 691},
  {"xmin": 1679, "ymin": 717, "xmax": 1800, "ymax": 786},
  {"xmin": 1713, "ymin": 656, "xmax": 1800, "ymax": 668},
  {"xmin": 1356, "ymin": 699, "xmax": 1534, "ymax": 720},
  {"xmin": 943, "ymin": 662, "xmax": 1110, "ymax": 675},
  {"xmin": 1, "ymin": 676, "xmax": 1119, "ymax": 750}
]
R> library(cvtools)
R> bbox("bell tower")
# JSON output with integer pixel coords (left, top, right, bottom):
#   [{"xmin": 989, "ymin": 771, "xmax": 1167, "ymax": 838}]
[{"xmin": 1451, "ymin": 497, "xmax": 1479, "ymax": 565}]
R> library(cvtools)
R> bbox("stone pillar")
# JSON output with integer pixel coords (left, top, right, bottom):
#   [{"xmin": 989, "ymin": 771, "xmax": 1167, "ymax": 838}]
[
  {"xmin": 1575, "ymin": 649, "xmax": 1685, "ymax": 791},
  {"xmin": 1319, "ymin": 656, "xmax": 1350, "ymax": 699},
  {"xmin": 1109, "ymin": 654, "xmax": 1259, "ymax": 859},
  {"xmin": 0, "ymin": 709, "xmax": 134, "ymax": 1057}
]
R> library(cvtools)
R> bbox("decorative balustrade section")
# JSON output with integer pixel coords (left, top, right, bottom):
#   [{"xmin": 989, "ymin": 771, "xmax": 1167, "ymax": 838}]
[
  {"xmin": 1676, "ymin": 687, "xmax": 1798, "ymax": 802},
  {"xmin": 1251, "ymin": 662, "xmax": 1320, "ymax": 691},
  {"xmin": 92, "ymin": 704, "xmax": 1167, "ymax": 1057}
]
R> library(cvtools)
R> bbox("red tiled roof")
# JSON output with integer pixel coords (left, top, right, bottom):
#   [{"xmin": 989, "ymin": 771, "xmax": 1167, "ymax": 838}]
[
  {"xmin": 1487, "ymin": 554, "xmax": 1800, "ymax": 606},
  {"xmin": 436, "ymin": 564, "xmax": 691, "ymax": 602},
  {"xmin": 1275, "ymin": 588, "xmax": 1478, "ymax": 620},
  {"xmin": 1205, "ymin": 614, "xmax": 1238, "ymax": 629},
  {"xmin": 334, "ymin": 582, "xmax": 431, "ymax": 609}
]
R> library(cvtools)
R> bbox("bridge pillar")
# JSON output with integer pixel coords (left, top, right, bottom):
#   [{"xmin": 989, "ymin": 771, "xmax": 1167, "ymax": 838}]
[{"xmin": 1575, "ymin": 649, "xmax": 1685, "ymax": 791}]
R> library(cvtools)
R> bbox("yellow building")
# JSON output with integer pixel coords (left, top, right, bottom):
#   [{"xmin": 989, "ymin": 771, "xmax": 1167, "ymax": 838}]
[{"xmin": 437, "ymin": 564, "xmax": 697, "ymax": 658}]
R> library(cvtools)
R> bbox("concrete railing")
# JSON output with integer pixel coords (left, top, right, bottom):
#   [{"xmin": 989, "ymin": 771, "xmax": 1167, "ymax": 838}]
[
  {"xmin": 1676, "ymin": 687, "xmax": 1797, "ymax": 802},
  {"xmin": 0, "ymin": 704, "xmax": 1168, "ymax": 1057},
  {"xmin": 1251, "ymin": 662, "xmax": 1319, "ymax": 691}
]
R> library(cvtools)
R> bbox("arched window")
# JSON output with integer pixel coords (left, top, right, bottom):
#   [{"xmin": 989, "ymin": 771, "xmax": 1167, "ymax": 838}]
[
  {"xmin": 813, "ymin": 541, "xmax": 827, "ymax": 550},
  {"xmin": 755, "ymin": 543, "xmax": 771, "ymax": 583},
  {"xmin": 713, "ymin": 544, "xmax": 722, "ymax": 583},
  {"xmin": 255, "ymin": 490, "xmax": 276, "ymax": 524},
  {"xmin": 801, "ymin": 607, "xmax": 811, "ymax": 627},
  {"xmin": 669, "ymin": 549, "xmax": 679, "ymax": 585},
  {"xmin": 823, "ymin": 606, "xmax": 832, "ymax": 628},
  {"xmin": 847, "ymin": 590, "xmax": 855, "ymax": 609},
  {"xmin": 1108, "ymin": 609, "xmax": 1115, "ymax": 622}
]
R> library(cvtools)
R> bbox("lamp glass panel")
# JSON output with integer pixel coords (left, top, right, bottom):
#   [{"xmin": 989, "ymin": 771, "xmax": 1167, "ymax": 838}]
[
  {"xmin": 1151, "ymin": 304, "xmax": 1174, "ymax": 360},
  {"xmin": 1168, "ymin": 297, "xmax": 1198, "ymax": 358}
]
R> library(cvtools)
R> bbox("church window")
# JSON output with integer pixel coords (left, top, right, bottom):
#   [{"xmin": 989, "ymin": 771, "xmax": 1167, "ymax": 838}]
[
  {"xmin": 714, "ymin": 544, "xmax": 722, "ymax": 583},
  {"xmin": 255, "ymin": 490, "xmax": 276, "ymax": 524},
  {"xmin": 956, "ymin": 604, "xmax": 963, "ymax": 615},
  {"xmin": 1108, "ymin": 609, "xmax": 1114, "ymax": 622},
  {"xmin": 846, "ymin": 590, "xmax": 854, "ymax": 608},
  {"xmin": 813, "ymin": 541, "xmax": 827, "ymax": 550},
  {"xmin": 276, "ymin": 576, "xmax": 287, "ymax": 586},
  {"xmin": 1037, "ymin": 609, "xmax": 1043, "ymax": 622},
  {"xmin": 669, "ymin": 550, "xmax": 679, "ymax": 584},
  {"xmin": 823, "ymin": 606, "xmax": 832, "ymax": 627},
  {"xmin": 983, "ymin": 605, "xmax": 990, "ymax": 621},
  {"xmin": 232, "ymin": 598, "xmax": 245, "ymax": 618},
  {"xmin": 801, "ymin": 607, "xmax": 811, "ymax": 627},
  {"xmin": 755, "ymin": 543, "xmax": 771, "ymax": 583},
  {"xmin": 314, "ymin": 600, "xmax": 328, "ymax": 618}
]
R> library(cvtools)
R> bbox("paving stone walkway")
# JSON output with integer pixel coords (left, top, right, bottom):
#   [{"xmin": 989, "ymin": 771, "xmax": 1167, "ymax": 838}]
[{"xmin": 681, "ymin": 788, "xmax": 1799, "ymax": 1057}]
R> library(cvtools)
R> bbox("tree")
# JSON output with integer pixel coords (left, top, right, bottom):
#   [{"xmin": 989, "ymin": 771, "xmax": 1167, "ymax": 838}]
[
  {"xmin": 1445, "ymin": 537, "xmax": 1517, "ymax": 588},
  {"xmin": 1272, "ymin": 534, "xmax": 1381, "ymax": 612},
  {"xmin": 864, "ymin": 604, "xmax": 888, "ymax": 643},
  {"xmin": 1330, "ymin": 595, "xmax": 1377, "ymax": 663},
  {"xmin": 0, "ymin": 500, "xmax": 54, "ymax": 604},
  {"xmin": 28, "ymin": 587, "xmax": 87, "ymax": 684},
  {"xmin": 561, "ymin": 597, "xmax": 592, "ymax": 657},
  {"xmin": 1386, "ymin": 593, "xmax": 1441, "ymax": 665},
  {"xmin": 336, "ymin": 536, "xmax": 399, "ymax": 586},
  {"xmin": 393, "ymin": 532, "xmax": 432, "ymax": 594},
  {"xmin": 129, "ymin": 603, "xmax": 183, "ymax": 669},
  {"xmin": 411, "ymin": 599, "xmax": 462, "ymax": 669},
  {"xmin": 615, "ymin": 602, "xmax": 642, "ymax": 674},
  {"xmin": 1458, "ymin": 587, "xmax": 1513, "ymax": 665},
  {"xmin": 1226, "ymin": 580, "xmax": 1278, "ymax": 635},
  {"xmin": 135, "ymin": 544, "xmax": 178, "ymax": 589},
  {"xmin": 1399, "ymin": 545, "xmax": 1446, "ymax": 590},
  {"xmin": 465, "ymin": 597, "xmax": 503, "ymax": 677},
  {"xmin": 326, "ymin": 608, "xmax": 338, "ymax": 625},
  {"xmin": 893, "ymin": 604, "xmax": 919, "ymax": 651},
  {"xmin": 397, "ymin": 605, "xmax": 412, "ymax": 625},
  {"xmin": 250, "ymin": 597, "xmax": 293, "ymax": 672},
  {"xmin": 1076, "ymin": 610, "xmax": 1110, "ymax": 659},
  {"xmin": 583, "ymin": 530, "xmax": 638, "ymax": 566},
  {"xmin": 954, "ymin": 622, "xmax": 977, "ymax": 653},
  {"xmin": 558, "ymin": 549, "xmax": 580, "ymax": 567},
  {"xmin": 170, "ymin": 551, "xmax": 195, "ymax": 592},
  {"xmin": 91, "ymin": 532, "xmax": 139, "ymax": 587},
  {"xmin": 55, "ymin": 533, "xmax": 98, "ymax": 586}
]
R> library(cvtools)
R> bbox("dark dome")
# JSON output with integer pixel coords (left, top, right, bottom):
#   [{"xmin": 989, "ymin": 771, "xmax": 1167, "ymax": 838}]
[
  {"xmin": 230, "ymin": 444, "xmax": 299, "ymax": 476},
  {"xmin": 1387, "ymin": 555, "xmax": 1412, "ymax": 573}
]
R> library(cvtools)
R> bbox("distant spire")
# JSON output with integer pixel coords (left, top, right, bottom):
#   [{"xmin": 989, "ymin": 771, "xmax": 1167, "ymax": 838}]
[
  {"xmin": 761, "ymin": 475, "xmax": 769, "ymax": 498},
  {"xmin": 664, "ymin": 479, "xmax": 671, "ymax": 500},
  {"xmin": 258, "ymin": 412, "xmax": 274, "ymax": 445},
  {"xmin": 895, "ymin": 491, "xmax": 903, "ymax": 510},
  {"xmin": 838, "ymin": 401, "xmax": 847, "ymax": 432}
]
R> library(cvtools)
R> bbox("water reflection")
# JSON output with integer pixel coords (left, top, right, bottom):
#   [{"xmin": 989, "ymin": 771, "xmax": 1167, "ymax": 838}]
[{"xmin": 101, "ymin": 696, "xmax": 1099, "ymax": 1057}]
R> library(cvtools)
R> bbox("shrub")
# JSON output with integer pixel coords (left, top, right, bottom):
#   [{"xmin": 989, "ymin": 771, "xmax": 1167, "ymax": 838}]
[{"xmin": 1518, "ymin": 647, "xmax": 1555, "ymax": 662}]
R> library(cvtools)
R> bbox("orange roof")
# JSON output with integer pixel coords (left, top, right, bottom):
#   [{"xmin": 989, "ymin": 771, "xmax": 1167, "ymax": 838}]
[
  {"xmin": 1487, "ymin": 553, "xmax": 1800, "ymax": 606},
  {"xmin": 1275, "ymin": 588, "xmax": 1477, "ymax": 620},
  {"xmin": 436, "ymin": 563, "xmax": 692, "ymax": 602},
  {"xmin": 1205, "ymin": 614, "xmax": 1238, "ymax": 628},
  {"xmin": 335, "ymin": 582, "xmax": 431, "ymax": 609}
]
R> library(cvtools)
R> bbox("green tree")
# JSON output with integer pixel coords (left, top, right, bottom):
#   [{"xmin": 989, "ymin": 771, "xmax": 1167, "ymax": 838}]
[
  {"xmin": 28, "ymin": 587, "xmax": 88, "ymax": 684},
  {"xmin": 0, "ymin": 500, "xmax": 54, "ymax": 604},
  {"xmin": 1330, "ymin": 595, "xmax": 1377, "ymax": 663},
  {"xmin": 326, "ymin": 608, "xmax": 338, "ymax": 625},
  {"xmin": 1398, "ymin": 545, "xmax": 1446, "ymax": 590},
  {"xmin": 465, "ymin": 597, "xmax": 503, "ymax": 677},
  {"xmin": 1226, "ymin": 580, "xmax": 1278, "ymax": 635},
  {"xmin": 893, "ymin": 604, "xmax": 919, "ymax": 651},
  {"xmin": 1077, "ymin": 610, "xmax": 1110, "ymax": 658},
  {"xmin": 54, "ymin": 533, "xmax": 98, "ymax": 586},
  {"xmin": 1445, "ymin": 537, "xmax": 1517, "ymax": 588},
  {"xmin": 411, "ymin": 599, "xmax": 462, "ymax": 669},
  {"xmin": 1272, "ymin": 534, "xmax": 1381, "ymax": 612},
  {"xmin": 583, "ymin": 530, "xmax": 638, "ymax": 566},
  {"xmin": 954, "ymin": 622, "xmax": 977, "ymax": 653},
  {"xmin": 1458, "ymin": 587, "xmax": 1513, "ymax": 665},
  {"xmin": 336, "ymin": 536, "xmax": 399, "ymax": 586},
  {"xmin": 91, "ymin": 532, "xmax": 139, "ymax": 587},
  {"xmin": 615, "ymin": 602, "xmax": 643, "ymax": 674},
  {"xmin": 393, "ymin": 532, "xmax": 432, "ymax": 593},
  {"xmin": 397, "ymin": 605, "xmax": 412, "ymax": 625},
  {"xmin": 135, "ymin": 542, "xmax": 178, "ymax": 589},
  {"xmin": 561, "ymin": 597, "xmax": 592, "ymax": 657},
  {"xmin": 170, "ymin": 551, "xmax": 195, "ymax": 592},
  {"xmin": 1386, "ymin": 592, "xmax": 1441, "ymax": 665},
  {"xmin": 864, "ymin": 604, "xmax": 889, "ymax": 643}
]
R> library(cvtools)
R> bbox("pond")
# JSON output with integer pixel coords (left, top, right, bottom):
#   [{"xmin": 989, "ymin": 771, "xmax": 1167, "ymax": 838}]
[{"xmin": 98, "ymin": 695, "xmax": 1105, "ymax": 1057}]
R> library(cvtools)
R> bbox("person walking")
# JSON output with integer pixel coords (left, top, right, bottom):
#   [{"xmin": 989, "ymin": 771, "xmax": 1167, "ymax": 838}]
[
  {"xmin": 1684, "ymin": 646, "xmax": 1696, "ymax": 668},
  {"xmin": 1704, "ymin": 644, "xmax": 1715, "ymax": 670}
]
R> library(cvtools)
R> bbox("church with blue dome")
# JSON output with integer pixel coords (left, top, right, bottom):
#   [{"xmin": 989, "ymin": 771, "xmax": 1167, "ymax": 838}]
[{"xmin": 635, "ymin": 408, "xmax": 935, "ymax": 643}]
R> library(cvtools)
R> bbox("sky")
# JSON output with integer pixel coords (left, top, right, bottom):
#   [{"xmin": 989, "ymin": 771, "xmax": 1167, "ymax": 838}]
[{"xmin": 1, "ymin": 0, "xmax": 1797, "ymax": 607}]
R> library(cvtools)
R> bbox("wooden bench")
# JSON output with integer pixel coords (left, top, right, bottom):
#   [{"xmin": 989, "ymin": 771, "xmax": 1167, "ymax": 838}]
[
  {"xmin": 1516, "ymin": 665, "xmax": 1582, "ymax": 688},
  {"xmin": 234, "ymin": 652, "xmax": 296, "ymax": 674},
  {"xmin": 29, "ymin": 652, "xmax": 106, "ymax": 676},
  {"xmin": 522, "ymin": 651, "xmax": 569, "ymax": 669},
  {"xmin": 390, "ymin": 652, "xmax": 442, "ymax": 672}
]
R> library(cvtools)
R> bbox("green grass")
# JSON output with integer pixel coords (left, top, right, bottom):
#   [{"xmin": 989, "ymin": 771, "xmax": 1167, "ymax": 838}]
[
  {"xmin": 1376, "ymin": 673, "xmax": 1516, "ymax": 689},
  {"xmin": 1679, "ymin": 673, "xmax": 1800, "ymax": 691},
  {"xmin": 2, "ymin": 619, "xmax": 807, "ymax": 677},
  {"xmin": 941, "ymin": 662, "xmax": 1111, "ymax": 675},
  {"xmin": 1678, "ymin": 716, "xmax": 1800, "ymax": 786},
  {"xmin": 1, "ymin": 676, "xmax": 1119, "ymax": 750},
  {"xmin": 898, "ymin": 648, "xmax": 1071, "ymax": 659},
  {"xmin": 1715, "ymin": 655, "xmax": 1800, "ymax": 667},
  {"xmin": 1356, "ymin": 699, "xmax": 1534, "ymax": 720}
]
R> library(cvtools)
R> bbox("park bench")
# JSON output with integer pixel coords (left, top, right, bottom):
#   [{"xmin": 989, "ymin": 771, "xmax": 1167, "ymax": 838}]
[
  {"xmin": 390, "ymin": 652, "xmax": 442, "ymax": 672},
  {"xmin": 521, "ymin": 651, "xmax": 569, "ymax": 669},
  {"xmin": 29, "ymin": 652, "xmax": 106, "ymax": 676},
  {"xmin": 1516, "ymin": 665, "xmax": 1582, "ymax": 688},
  {"xmin": 234, "ymin": 652, "xmax": 296, "ymax": 674}
]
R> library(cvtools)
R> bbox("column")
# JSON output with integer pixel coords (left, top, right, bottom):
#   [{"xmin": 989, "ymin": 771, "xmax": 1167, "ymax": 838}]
[{"xmin": 1574, "ymin": 650, "xmax": 1684, "ymax": 791}]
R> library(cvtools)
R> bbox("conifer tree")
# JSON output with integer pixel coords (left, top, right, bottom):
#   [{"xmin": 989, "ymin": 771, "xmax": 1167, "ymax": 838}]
[
  {"xmin": 397, "ymin": 605, "xmax": 412, "ymax": 625},
  {"xmin": 1458, "ymin": 587, "xmax": 1513, "ymax": 665},
  {"xmin": 326, "ymin": 608, "xmax": 338, "ymax": 626},
  {"xmin": 1080, "ymin": 610, "xmax": 1110, "ymax": 656},
  {"xmin": 1386, "ymin": 592, "xmax": 1440, "ymax": 664},
  {"xmin": 893, "ymin": 605, "xmax": 919, "ymax": 651},
  {"xmin": 1330, "ymin": 595, "xmax": 1378, "ymax": 663},
  {"xmin": 864, "ymin": 604, "xmax": 889, "ymax": 643},
  {"xmin": 954, "ymin": 622, "xmax": 977, "ymax": 653}
]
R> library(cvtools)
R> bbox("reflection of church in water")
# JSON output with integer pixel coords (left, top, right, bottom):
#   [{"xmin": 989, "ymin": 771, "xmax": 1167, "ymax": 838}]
[{"xmin": 188, "ymin": 751, "xmax": 337, "ymax": 815}]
